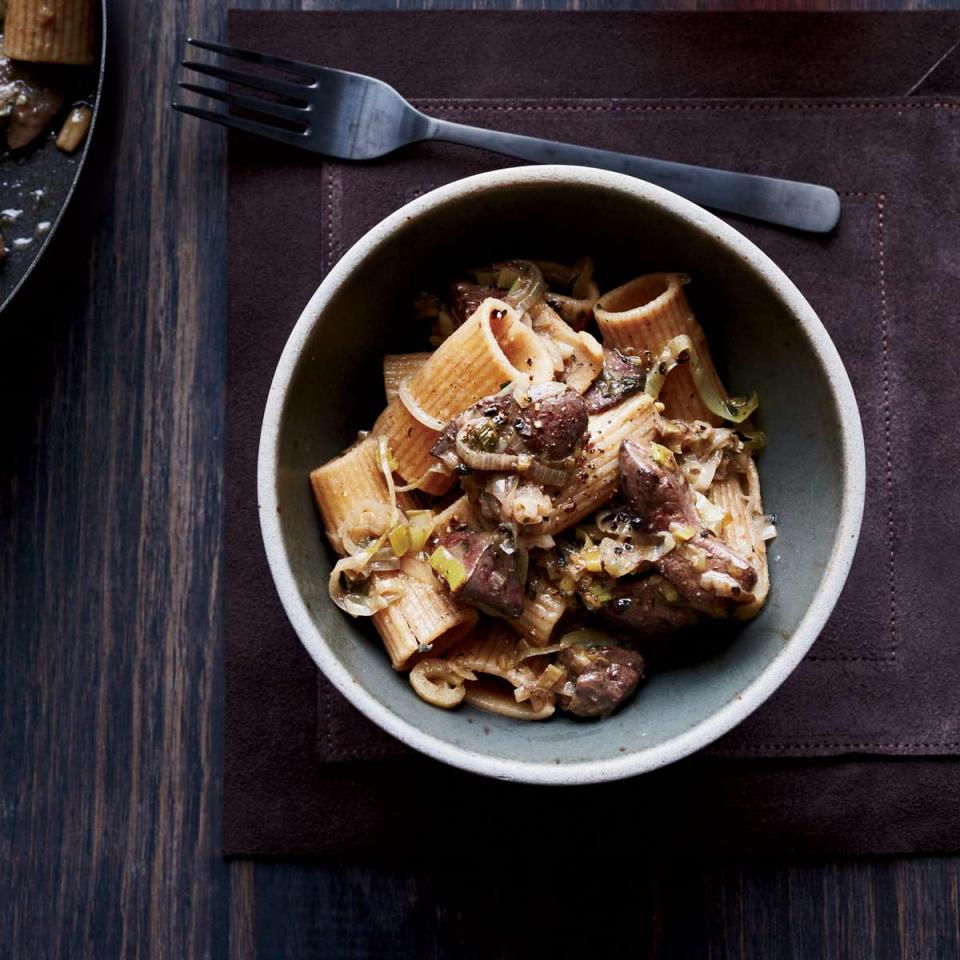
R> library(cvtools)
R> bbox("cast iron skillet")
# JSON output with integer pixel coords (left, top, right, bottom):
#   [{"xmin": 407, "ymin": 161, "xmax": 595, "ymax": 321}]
[{"xmin": 0, "ymin": 0, "xmax": 106, "ymax": 313}]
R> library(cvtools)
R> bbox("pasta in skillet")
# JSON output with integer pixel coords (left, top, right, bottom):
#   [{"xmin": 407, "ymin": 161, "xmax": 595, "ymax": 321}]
[
  {"xmin": 4, "ymin": 0, "xmax": 95, "ymax": 65},
  {"xmin": 309, "ymin": 259, "xmax": 775, "ymax": 720}
]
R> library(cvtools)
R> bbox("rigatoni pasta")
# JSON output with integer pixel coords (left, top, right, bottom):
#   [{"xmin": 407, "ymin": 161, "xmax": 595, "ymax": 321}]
[
  {"xmin": 309, "ymin": 435, "xmax": 418, "ymax": 553},
  {"xmin": 383, "ymin": 352, "xmax": 430, "ymax": 402},
  {"xmin": 507, "ymin": 582, "xmax": 570, "ymax": 647},
  {"xmin": 450, "ymin": 623, "xmax": 556, "ymax": 720},
  {"xmin": 709, "ymin": 459, "xmax": 771, "ymax": 618},
  {"xmin": 530, "ymin": 302, "xmax": 604, "ymax": 393},
  {"xmin": 596, "ymin": 272, "xmax": 724, "ymax": 422},
  {"xmin": 371, "ymin": 570, "xmax": 478, "ymax": 670},
  {"xmin": 3, "ymin": 0, "xmax": 95, "ymax": 64},
  {"xmin": 309, "ymin": 435, "xmax": 476, "ymax": 669},
  {"xmin": 594, "ymin": 271, "xmax": 769, "ymax": 603},
  {"xmin": 310, "ymin": 258, "xmax": 775, "ymax": 722},
  {"xmin": 1, "ymin": 0, "xmax": 96, "ymax": 160},
  {"xmin": 373, "ymin": 298, "xmax": 555, "ymax": 493},
  {"xmin": 542, "ymin": 391, "xmax": 657, "ymax": 535}
]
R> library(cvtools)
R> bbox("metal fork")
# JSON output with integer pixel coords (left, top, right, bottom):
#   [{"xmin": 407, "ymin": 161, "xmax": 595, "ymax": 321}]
[{"xmin": 173, "ymin": 38, "xmax": 840, "ymax": 234}]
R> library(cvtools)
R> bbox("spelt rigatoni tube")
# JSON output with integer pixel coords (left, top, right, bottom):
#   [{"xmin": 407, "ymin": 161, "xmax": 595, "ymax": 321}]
[
  {"xmin": 309, "ymin": 435, "xmax": 476, "ymax": 670},
  {"xmin": 448, "ymin": 623, "xmax": 555, "ymax": 720},
  {"xmin": 372, "ymin": 572, "xmax": 478, "ymax": 670},
  {"xmin": 530, "ymin": 302, "xmax": 604, "ymax": 394},
  {"xmin": 596, "ymin": 272, "xmax": 770, "ymax": 617},
  {"xmin": 506, "ymin": 583, "xmax": 569, "ymax": 646},
  {"xmin": 543, "ymin": 391, "xmax": 658, "ymax": 535},
  {"xmin": 595, "ymin": 272, "xmax": 725, "ymax": 423},
  {"xmin": 309, "ymin": 435, "xmax": 418, "ymax": 553},
  {"xmin": 383, "ymin": 352, "xmax": 430, "ymax": 403},
  {"xmin": 431, "ymin": 494, "xmax": 481, "ymax": 535},
  {"xmin": 4, "ymin": 0, "xmax": 95, "ymax": 64},
  {"xmin": 709, "ymin": 460, "xmax": 770, "ymax": 618},
  {"xmin": 374, "ymin": 299, "xmax": 555, "ymax": 492}
]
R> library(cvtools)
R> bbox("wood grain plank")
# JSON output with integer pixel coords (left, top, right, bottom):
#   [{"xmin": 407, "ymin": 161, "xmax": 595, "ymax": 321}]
[
  {"xmin": 229, "ymin": 862, "xmax": 257, "ymax": 960},
  {"xmin": 233, "ymin": 0, "xmax": 949, "ymax": 10},
  {"xmin": 0, "ymin": 0, "xmax": 230, "ymax": 956},
  {"xmin": 247, "ymin": 858, "xmax": 960, "ymax": 959}
]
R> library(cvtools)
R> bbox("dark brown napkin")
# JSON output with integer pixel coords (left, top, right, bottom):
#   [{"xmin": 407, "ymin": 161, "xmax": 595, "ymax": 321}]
[{"xmin": 225, "ymin": 11, "xmax": 960, "ymax": 855}]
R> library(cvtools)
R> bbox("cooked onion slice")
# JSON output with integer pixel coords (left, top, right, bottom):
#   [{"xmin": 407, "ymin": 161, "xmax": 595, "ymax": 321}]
[
  {"xmin": 699, "ymin": 569, "xmax": 748, "ymax": 599},
  {"xmin": 462, "ymin": 680, "xmax": 555, "ymax": 720},
  {"xmin": 394, "ymin": 464, "xmax": 451, "ymax": 492},
  {"xmin": 694, "ymin": 491, "xmax": 729, "ymax": 536},
  {"xmin": 644, "ymin": 334, "xmax": 759, "ymax": 424},
  {"xmin": 558, "ymin": 628, "xmax": 615, "ymax": 649},
  {"xmin": 410, "ymin": 659, "xmax": 477, "ymax": 709},
  {"xmin": 399, "ymin": 553, "xmax": 437, "ymax": 584},
  {"xmin": 570, "ymin": 256, "xmax": 598, "ymax": 300},
  {"xmin": 336, "ymin": 501, "xmax": 394, "ymax": 556},
  {"xmin": 513, "ymin": 483, "xmax": 553, "ymax": 525},
  {"xmin": 455, "ymin": 426, "xmax": 571, "ymax": 487},
  {"xmin": 599, "ymin": 533, "xmax": 676, "ymax": 577},
  {"xmin": 328, "ymin": 550, "xmax": 403, "ymax": 616},
  {"xmin": 498, "ymin": 260, "xmax": 547, "ymax": 315},
  {"xmin": 328, "ymin": 437, "xmax": 403, "ymax": 617},
  {"xmin": 398, "ymin": 378, "xmax": 445, "ymax": 430}
]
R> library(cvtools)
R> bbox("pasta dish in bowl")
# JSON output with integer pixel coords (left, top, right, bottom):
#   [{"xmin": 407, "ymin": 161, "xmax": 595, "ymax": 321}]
[
  {"xmin": 258, "ymin": 165, "xmax": 864, "ymax": 783},
  {"xmin": 310, "ymin": 262, "xmax": 775, "ymax": 721}
]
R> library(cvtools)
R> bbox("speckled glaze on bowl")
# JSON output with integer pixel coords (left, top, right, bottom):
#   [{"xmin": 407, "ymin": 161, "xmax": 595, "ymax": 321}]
[{"xmin": 258, "ymin": 166, "xmax": 865, "ymax": 785}]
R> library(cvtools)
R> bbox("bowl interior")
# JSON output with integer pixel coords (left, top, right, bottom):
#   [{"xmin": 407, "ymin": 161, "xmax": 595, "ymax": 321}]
[{"xmin": 267, "ymin": 175, "xmax": 850, "ymax": 772}]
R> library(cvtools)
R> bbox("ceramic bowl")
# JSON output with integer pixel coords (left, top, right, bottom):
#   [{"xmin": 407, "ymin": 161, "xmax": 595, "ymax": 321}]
[{"xmin": 258, "ymin": 165, "xmax": 865, "ymax": 784}]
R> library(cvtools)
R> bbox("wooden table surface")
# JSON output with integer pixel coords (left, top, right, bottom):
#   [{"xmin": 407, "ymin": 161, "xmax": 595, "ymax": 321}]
[{"xmin": 3, "ymin": 0, "xmax": 959, "ymax": 957}]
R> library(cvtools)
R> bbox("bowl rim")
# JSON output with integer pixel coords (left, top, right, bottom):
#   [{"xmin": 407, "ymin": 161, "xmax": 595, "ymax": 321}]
[{"xmin": 257, "ymin": 164, "xmax": 866, "ymax": 785}]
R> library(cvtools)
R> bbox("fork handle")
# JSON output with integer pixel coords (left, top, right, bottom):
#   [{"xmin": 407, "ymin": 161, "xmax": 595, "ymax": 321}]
[{"xmin": 427, "ymin": 119, "xmax": 840, "ymax": 234}]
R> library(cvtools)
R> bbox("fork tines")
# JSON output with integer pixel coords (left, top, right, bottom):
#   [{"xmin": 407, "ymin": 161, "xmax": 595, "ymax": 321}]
[{"xmin": 172, "ymin": 38, "xmax": 316, "ymax": 144}]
